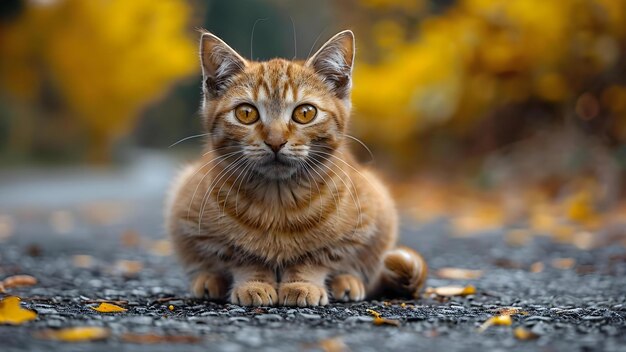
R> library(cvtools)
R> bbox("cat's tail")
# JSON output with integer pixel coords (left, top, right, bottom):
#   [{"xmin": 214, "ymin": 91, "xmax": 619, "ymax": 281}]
[{"xmin": 369, "ymin": 246, "xmax": 428, "ymax": 299}]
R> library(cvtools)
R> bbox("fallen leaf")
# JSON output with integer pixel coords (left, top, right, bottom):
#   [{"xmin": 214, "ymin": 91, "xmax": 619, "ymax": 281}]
[
  {"xmin": 37, "ymin": 327, "xmax": 110, "ymax": 342},
  {"xmin": 373, "ymin": 317, "xmax": 401, "ymax": 326},
  {"xmin": 149, "ymin": 239, "xmax": 173, "ymax": 256},
  {"xmin": 513, "ymin": 327, "xmax": 539, "ymax": 340},
  {"xmin": 494, "ymin": 307, "xmax": 528, "ymax": 316},
  {"xmin": 72, "ymin": 255, "xmax": 94, "ymax": 268},
  {"xmin": 168, "ymin": 305, "xmax": 174, "ymax": 311},
  {"xmin": 436, "ymin": 268, "xmax": 483, "ymax": 280},
  {"xmin": 478, "ymin": 314, "xmax": 512, "ymax": 332},
  {"xmin": 317, "ymin": 337, "xmax": 348, "ymax": 352},
  {"xmin": 551, "ymin": 258, "xmax": 575, "ymax": 269},
  {"xmin": 366, "ymin": 309, "xmax": 381, "ymax": 318},
  {"xmin": 121, "ymin": 333, "xmax": 200, "ymax": 344},
  {"xmin": 0, "ymin": 296, "xmax": 37, "ymax": 325},
  {"xmin": 2, "ymin": 275, "xmax": 38, "ymax": 290},
  {"xmin": 90, "ymin": 302, "xmax": 127, "ymax": 313},
  {"xmin": 120, "ymin": 229, "xmax": 141, "ymax": 248},
  {"xmin": 115, "ymin": 260, "xmax": 143, "ymax": 275},
  {"xmin": 426, "ymin": 285, "xmax": 476, "ymax": 297},
  {"xmin": 529, "ymin": 262, "xmax": 544, "ymax": 273}
]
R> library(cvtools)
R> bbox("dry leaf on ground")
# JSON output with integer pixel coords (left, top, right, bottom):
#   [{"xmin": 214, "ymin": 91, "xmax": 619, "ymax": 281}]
[
  {"xmin": 436, "ymin": 268, "xmax": 483, "ymax": 279},
  {"xmin": 36, "ymin": 327, "xmax": 110, "ymax": 342},
  {"xmin": 0, "ymin": 296, "xmax": 37, "ymax": 325},
  {"xmin": 478, "ymin": 314, "xmax": 512, "ymax": 332},
  {"xmin": 373, "ymin": 317, "xmax": 401, "ymax": 326},
  {"xmin": 90, "ymin": 302, "xmax": 127, "ymax": 313},
  {"xmin": 72, "ymin": 255, "xmax": 94, "ymax": 268},
  {"xmin": 1, "ymin": 275, "xmax": 38, "ymax": 290},
  {"xmin": 529, "ymin": 262, "xmax": 544, "ymax": 273},
  {"xmin": 366, "ymin": 308, "xmax": 400, "ymax": 326},
  {"xmin": 513, "ymin": 327, "xmax": 540, "ymax": 340},
  {"xmin": 317, "ymin": 337, "xmax": 348, "ymax": 352},
  {"xmin": 494, "ymin": 307, "xmax": 528, "ymax": 316},
  {"xmin": 425, "ymin": 285, "xmax": 476, "ymax": 297},
  {"xmin": 115, "ymin": 260, "xmax": 143, "ymax": 275},
  {"xmin": 121, "ymin": 333, "xmax": 200, "ymax": 344},
  {"xmin": 552, "ymin": 258, "xmax": 576, "ymax": 269}
]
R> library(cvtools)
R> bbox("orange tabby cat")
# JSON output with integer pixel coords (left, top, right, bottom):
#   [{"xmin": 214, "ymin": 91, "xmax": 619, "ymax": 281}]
[{"xmin": 165, "ymin": 30, "xmax": 427, "ymax": 306}]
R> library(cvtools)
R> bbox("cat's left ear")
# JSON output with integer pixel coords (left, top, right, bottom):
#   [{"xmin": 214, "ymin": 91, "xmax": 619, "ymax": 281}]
[{"xmin": 305, "ymin": 30, "xmax": 355, "ymax": 100}]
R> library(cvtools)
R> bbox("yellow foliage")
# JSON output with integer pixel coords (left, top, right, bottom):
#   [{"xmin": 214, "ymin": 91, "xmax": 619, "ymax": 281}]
[
  {"xmin": 0, "ymin": 0, "xmax": 197, "ymax": 158},
  {"xmin": 478, "ymin": 314, "xmax": 512, "ymax": 332},
  {"xmin": 0, "ymin": 296, "xmax": 37, "ymax": 325},
  {"xmin": 37, "ymin": 326, "xmax": 110, "ymax": 342},
  {"xmin": 90, "ymin": 302, "xmax": 127, "ymax": 313},
  {"xmin": 350, "ymin": 0, "xmax": 626, "ymax": 149}
]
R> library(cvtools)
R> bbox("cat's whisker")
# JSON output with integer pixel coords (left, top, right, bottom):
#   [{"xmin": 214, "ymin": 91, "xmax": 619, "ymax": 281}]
[
  {"xmin": 202, "ymin": 145, "xmax": 237, "ymax": 156},
  {"xmin": 199, "ymin": 155, "xmax": 247, "ymax": 230},
  {"xmin": 310, "ymin": 150, "xmax": 383, "ymax": 195},
  {"xmin": 309, "ymin": 151, "xmax": 363, "ymax": 232},
  {"xmin": 309, "ymin": 152, "xmax": 362, "ymax": 229},
  {"xmin": 235, "ymin": 161, "xmax": 257, "ymax": 216},
  {"xmin": 341, "ymin": 133, "xmax": 375, "ymax": 162},
  {"xmin": 303, "ymin": 157, "xmax": 340, "ymax": 218},
  {"xmin": 289, "ymin": 16, "xmax": 297, "ymax": 60},
  {"xmin": 186, "ymin": 150, "xmax": 243, "ymax": 221},
  {"xmin": 300, "ymin": 158, "xmax": 325, "ymax": 223},
  {"xmin": 250, "ymin": 18, "xmax": 269, "ymax": 60},
  {"xmin": 221, "ymin": 159, "xmax": 253, "ymax": 216},
  {"xmin": 168, "ymin": 132, "xmax": 213, "ymax": 148},
  {"xmin": 198, "ymin": 152, "xmax": 244, "ymax": 231}
]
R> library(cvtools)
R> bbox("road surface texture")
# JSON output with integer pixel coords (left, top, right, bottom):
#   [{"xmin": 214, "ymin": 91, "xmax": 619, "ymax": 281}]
[{"xmin": 1, "ymin": 153, "xmax": 625, "ymax": 351}]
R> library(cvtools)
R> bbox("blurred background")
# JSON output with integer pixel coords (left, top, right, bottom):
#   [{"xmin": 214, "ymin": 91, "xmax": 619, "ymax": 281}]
[{"xmin": 1, "ymin": 0, "xmax": 626, "ymax": 250}]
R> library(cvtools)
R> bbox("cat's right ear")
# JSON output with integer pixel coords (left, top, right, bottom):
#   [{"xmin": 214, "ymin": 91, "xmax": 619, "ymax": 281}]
[{"xmin": 200, "ymin": 32, "xmax": 248, "ymax": 97}]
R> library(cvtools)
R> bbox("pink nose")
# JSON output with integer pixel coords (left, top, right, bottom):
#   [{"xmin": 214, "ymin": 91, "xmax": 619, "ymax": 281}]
[{"xmin": 264, "ymin": 140, "xmax": 287, "ymax": 153}]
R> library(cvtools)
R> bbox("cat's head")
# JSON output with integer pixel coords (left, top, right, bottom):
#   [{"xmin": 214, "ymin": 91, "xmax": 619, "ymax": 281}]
[{"xmin": 199, "ymin": 30, "xmax": 355, "ymax": 180}]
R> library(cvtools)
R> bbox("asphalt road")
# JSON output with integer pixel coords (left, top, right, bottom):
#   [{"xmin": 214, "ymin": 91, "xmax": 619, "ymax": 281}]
[{"xmin": 1, "ymin": 154, "xmax": 625, "ymax": 351}]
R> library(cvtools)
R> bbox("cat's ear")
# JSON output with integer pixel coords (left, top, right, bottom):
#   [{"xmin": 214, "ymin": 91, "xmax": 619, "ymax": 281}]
[
  {"xmin": 200, "ymin": 31, "xmax": 248, "ymax": 97},
  {"xmin": 305, "ymin": 30, "xmax": 355, "ymax": 100}
]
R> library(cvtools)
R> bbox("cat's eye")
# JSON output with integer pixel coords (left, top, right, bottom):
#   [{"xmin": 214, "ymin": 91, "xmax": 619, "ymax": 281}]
[
  {"xmin": 234, "ymin": 104, "xmax": 259, "ymax": 124},
  {"xmin": 292, "ymin": 104, "xmax": 317, "ymax": 124}
]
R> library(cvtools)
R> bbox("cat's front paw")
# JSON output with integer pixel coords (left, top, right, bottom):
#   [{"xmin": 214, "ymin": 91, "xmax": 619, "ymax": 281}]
[
  {"xmin": 230, "ymin": 281, "xmax": 278, "ymax": 306},
  {"xmin": 191, "ymin": 273, "xmax": 228, "ymax": 300},
  {"xmin": 330, "ymin": 274, "xmax": 365, "ymax": 302},
  {"xmin": 279, "ymin": 282, "xmax": 329, "ymax": 307}
]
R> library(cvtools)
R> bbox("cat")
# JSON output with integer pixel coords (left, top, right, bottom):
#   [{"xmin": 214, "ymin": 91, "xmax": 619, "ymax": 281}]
[{"xmin": 165, "ymin": 29, "xmax": 427, "ymax": 306}]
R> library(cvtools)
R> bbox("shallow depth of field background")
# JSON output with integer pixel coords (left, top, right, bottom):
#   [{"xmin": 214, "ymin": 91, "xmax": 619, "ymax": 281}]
[{"xmin": 1, "ymin": 0, "xmax": 626, "ymax": 248}]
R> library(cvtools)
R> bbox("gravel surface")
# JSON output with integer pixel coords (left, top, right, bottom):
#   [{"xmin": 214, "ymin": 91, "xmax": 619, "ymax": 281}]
[{"xmin": 1, "ymin": 158, "xmax": 625, "ymax": 351}]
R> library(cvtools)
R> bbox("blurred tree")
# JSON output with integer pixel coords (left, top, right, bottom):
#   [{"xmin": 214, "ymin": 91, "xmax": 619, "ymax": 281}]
[
  {"xmin": 338, "ymin": 0, "xmax": 626, "ymax": 168},
  {"xmin": 0, "ymin": 0, "xmax": 197, "ymax": 162}
]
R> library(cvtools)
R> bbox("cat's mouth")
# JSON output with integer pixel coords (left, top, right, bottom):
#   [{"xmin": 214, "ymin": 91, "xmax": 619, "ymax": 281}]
[{"xmin": 256, "ymin": 155, "xmax": 298, "ymax": 179}]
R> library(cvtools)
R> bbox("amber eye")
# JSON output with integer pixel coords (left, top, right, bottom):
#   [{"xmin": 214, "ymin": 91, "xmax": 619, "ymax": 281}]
[
  {"xmin": 234, "ymin": 104, "xmax": 259, "ymax": 124},
  {"xmin": 292, "ymin": 104, "xmax": 317, "ymax": 124}
]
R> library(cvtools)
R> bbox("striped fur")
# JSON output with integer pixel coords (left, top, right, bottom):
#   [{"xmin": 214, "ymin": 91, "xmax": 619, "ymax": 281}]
[{"xmin": 166, "ymin": 30, "xmax": 427, "ymax": 306}]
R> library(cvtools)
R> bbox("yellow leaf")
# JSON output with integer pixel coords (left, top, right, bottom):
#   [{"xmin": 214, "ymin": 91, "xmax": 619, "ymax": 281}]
[
  {"xmin": 366, "ymin": 309, "xmax": 381, "ymax": 318},
  {"xmin": 2, "ymin": 275, "xmax": 38, "ymax": 289},
  {"xmin": 373, "ymin": 317, "xmax": 401, "ymax": 326},
  {"xmin": 0, "ymin": 296, "xmax": 37, "ymax": 325},
  {"xmin": 513, "ymin": 327, "xmax": 539, "ymax": 340},
  {"xmin": 436, "ymin": 268, "xmax": 483, "ymax": 279},
  {"xmin": 121, "ymin": 333, "xmax": 199, "ymax": 344},
  {"xmin": 90, "ymin": 302, "xmax": 127, "ymax": 313},
  {"xmin": 478, "ymin": 315, "xmax": 512, "ymax": 332},
  {"xmin": 426, "ymin": 285, "xmax": 476, "ymax": 297},
  {"xmin": 551, "ymin": 258, "xmax": 575, "ymax": 270},
  {"xmin": 37, "ymin": 327, "xmax": 110, "ymax": 342}
]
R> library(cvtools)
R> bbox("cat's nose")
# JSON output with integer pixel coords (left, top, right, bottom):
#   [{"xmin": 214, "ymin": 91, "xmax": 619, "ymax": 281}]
[{"xmin": 264, "ymin": 140, "xmax": 287, "ymax": 153}]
